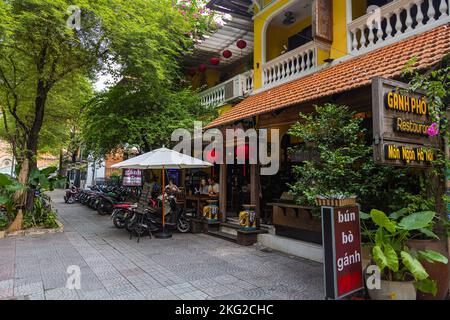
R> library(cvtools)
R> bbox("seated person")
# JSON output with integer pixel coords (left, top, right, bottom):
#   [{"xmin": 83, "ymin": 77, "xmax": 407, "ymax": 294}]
[
  {"xmin": 165, "ymin": 179, "xmax": 179, "ymax": 194},
  {"xmin": 198, "ymin": 179, "xmax": 209, "ymax": 195},
  {"xmin": 207, "ymin": 177, "xmax": 220, "ymax": 197}
]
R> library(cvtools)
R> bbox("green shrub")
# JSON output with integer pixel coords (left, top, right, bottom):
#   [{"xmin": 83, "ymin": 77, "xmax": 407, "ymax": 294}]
[
  {"xmin": 0, "ymin": 214, "xmax": 8, "ymax": 230},
  {"xmin": 288, "ymin": 104, "xmax": 430, "ymax": 213}
]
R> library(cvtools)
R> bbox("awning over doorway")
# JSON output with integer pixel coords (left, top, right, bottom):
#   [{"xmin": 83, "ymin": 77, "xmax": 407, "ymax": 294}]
[{"xmin": 205, "ymin": 25, "xmax": 450, "ymax": 129}]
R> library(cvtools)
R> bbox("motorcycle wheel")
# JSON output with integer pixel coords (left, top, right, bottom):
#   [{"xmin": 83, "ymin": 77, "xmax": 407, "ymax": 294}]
[
  {"xmin": 112, "ymin": 210, "xmax": 126, "ymax": 228},
  {"xmin": 177, "ymin": 218, "xmax": 191, "ymax": 233},
  {"xmin": 93, "ymin": 199, "xmax": 101, "ymax": 210},
  {"xmin": 67, "ymin": 197, "xmax": 75, "ymax": 204},
  {"xmin": 125, "ymin": 214, "xmax": 136, "ymax": 233},
  {"xmin": 97, "ymin": 201, "xmax": 112, "ymax": 216}
]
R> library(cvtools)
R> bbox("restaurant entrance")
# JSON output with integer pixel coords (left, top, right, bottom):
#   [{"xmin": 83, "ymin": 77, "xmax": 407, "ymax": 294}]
[{"xmin": 226, "ymin": 163, "xmax": 251, "ymax": 218}]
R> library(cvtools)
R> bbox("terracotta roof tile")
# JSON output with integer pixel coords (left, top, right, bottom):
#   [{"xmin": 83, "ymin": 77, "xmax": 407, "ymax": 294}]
[{"xmin": 205, "ymin": 25, "xmax": 450, "ymax": 129}]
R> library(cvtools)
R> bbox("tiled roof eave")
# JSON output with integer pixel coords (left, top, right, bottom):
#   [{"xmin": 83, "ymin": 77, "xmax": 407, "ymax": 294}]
[{"xmin": 205, "ymin": 24, "xmax": 450, "ymax": 129}]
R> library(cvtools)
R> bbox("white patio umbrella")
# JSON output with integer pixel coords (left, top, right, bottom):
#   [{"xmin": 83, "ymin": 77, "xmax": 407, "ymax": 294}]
[
  {"xmin": 111, "ymin": 147, "xmax": 213, "ymax": 170},
  {"xmin": 112, "ymin": 147, "xmax": 213, "ymax": 238}
]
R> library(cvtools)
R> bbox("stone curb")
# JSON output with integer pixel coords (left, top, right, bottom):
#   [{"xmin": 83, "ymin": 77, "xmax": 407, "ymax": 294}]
[{"xmin": 1, "ymin": 220, "xmax": 64, "ymax": 238}]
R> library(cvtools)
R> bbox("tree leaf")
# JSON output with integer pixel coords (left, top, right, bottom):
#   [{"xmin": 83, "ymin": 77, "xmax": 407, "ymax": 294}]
[
  {"xmin": 419, "ymin": 250, "xmax": 449, "ymax": 264},
  {"xmin": 0, "ymin": 195, "xmax": 9, "ymax": 205},
  {"xmin": 419, "ymin": 228, "xmax": 440, "ymax": 240},
  {"xmin": 415, "ymin": 279, "xmax": 437, "ymax": 296},
  {"xmin": 401, "ymin": 251, "xmax": 429, "ymax": 281},
  {"xmin": 360, "ymin": 211, "xmax": 370, "ymax": 220},
  {"xmin": 398, "ymin": 211, "xmax": 436, "ymax": 230},
  {"xmin": 0, "ymin": 173, "xmax": 12, "ymax": 186},
  {"xmin": 384, "ymin": 244, "xmax": 399, "ymax": 272},
  {"xmin": 370, "ymin": 209, "xmax": 397, "ymax": 233},
  {"xmin": 372, "ymin": 246, "xmax": 387, "ymax": 271},
  {"xmin": 389, "ymin": 207, "xmax": 409, "ymax": 220}
]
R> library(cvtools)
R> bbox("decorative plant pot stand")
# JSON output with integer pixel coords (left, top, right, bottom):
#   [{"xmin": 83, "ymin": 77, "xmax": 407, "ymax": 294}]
[
  {"xmin": 203, "ymin": 199, "xmax": 219, "ymax": 223},
  {"xmin": 203, "ymin": 220, "xmax": 220, "ymax": 233},
  {"xmin": 237, "ymin": 229, "xmax": 259, "ymax": 246},
  {"xmin": 236, "ymin": 205, "xmax": 259, "ymax": 246}
]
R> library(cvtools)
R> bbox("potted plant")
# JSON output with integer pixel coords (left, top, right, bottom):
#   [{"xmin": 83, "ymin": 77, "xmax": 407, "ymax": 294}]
[
  {"xmin": 404, "ymin": 212, "xmax": 450, "ymax": 300},
  {"xmin": 361, "ymin": 209, "xmax": 448, "ymax": 300}
]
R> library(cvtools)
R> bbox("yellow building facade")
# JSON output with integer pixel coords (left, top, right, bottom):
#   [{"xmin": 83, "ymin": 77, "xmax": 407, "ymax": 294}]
[{"xmin": 182, "ymin": 0, "xmax": 450, "ymax": 248}]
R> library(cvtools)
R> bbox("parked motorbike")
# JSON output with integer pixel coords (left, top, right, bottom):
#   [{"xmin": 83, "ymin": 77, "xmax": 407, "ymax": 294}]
[
  {"xmin": 97, "ymin": 187, "xmax": 129, "ymax": 216},
  {"xmin": 127, "ymin": 193, "xmax": 190, "ymax": 240},
  {"xmin": 64, "ymin": 186, "xmax": 80, "ymax": 204},
  {"xmin": 111, "ymin": 203, "xmax": 137, "ymax": 228}
]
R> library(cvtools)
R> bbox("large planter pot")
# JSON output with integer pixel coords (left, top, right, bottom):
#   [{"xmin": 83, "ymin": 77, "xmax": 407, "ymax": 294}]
[
  {"xmin": 367, "ymin": 280, "xmax": 416, "ymax": 300},
  {"xmin": 361, "ymin": 246, "xmax": 371, "ymax": 269},
  {"xmin": 407, "ymin": 239, "xmax": 450, "ymax": 300}
]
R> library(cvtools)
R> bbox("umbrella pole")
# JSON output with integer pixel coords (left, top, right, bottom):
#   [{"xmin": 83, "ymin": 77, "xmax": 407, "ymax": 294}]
[
  {"xmin": 162, "ymin": 166, "xmax": 165, "ymax": 227},
  {"xmin": 155, "ymin": 165, "xmax": 172, "ymax": 239}
]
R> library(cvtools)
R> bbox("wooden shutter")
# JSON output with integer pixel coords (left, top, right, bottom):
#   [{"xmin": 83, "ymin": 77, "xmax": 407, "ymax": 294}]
[{"xmin": 312, "ymin": 0, "xmax": 333, "ymax": 44}]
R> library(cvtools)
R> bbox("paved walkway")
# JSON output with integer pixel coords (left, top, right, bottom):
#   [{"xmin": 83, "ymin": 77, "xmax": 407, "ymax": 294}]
[{"xmin": 0, "ymin": 190, "xmax": 324, "ymax": 300}]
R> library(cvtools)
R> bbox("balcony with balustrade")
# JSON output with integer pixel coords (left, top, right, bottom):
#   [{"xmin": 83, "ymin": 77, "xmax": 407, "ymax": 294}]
[
  {"xmin": 348, "ymin": 0, "xmax": 449, "ymax": 55},
  {"xmin": 258, "ymin": 0, "xmax": 330, "ymax": 91},
  {"xmin": 199, "ymin": 70, "xmax": 254, "ymax": 107},
  {"xmin": 261, "ymin": 40, "xmax": 328, "ymax": 90}
]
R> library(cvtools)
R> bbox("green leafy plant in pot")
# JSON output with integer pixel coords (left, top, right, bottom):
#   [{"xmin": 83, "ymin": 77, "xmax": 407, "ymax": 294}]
[
  {"xmin": 389, "ymin": 206, "xmax": 450, "ymax": 300},
  {"xmin": 361, "ymin": 209, "xmax": 448, "ymax": 300}
]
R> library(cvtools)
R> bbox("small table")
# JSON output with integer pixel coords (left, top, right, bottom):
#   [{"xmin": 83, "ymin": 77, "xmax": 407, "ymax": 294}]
[{"xmin": 185, "ymin": 194, "xmax": 213, "ymax": 217}]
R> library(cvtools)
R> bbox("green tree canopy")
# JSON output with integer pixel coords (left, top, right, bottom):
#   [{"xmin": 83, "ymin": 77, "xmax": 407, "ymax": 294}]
[{"xmin": 0, "ymin": 0, "xmax": 217, "ymax": 225}]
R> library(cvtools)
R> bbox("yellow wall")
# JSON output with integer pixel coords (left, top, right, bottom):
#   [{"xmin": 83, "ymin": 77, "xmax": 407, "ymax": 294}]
[
  {"xmin": 253, "ymin": 0, "xmax": 296, "ymax": 89},
  {"xmin": 190, "ymin": 69, "xmax": 221, "ymax": 90},
  {"xmin": 254, "ymin": 0, "xmax": 350, "ymax": 89},
  {"xmin": 330, "ymin": 0, "xmax": 349, "ymax": 60},
  {"xmin": 188, "ymin": 61, "xmax": 249, "ymax": 90},
  {"xmin": 218, "ymin": 104, "xmax": 233, "ymax": 116},
  {"xmin": 266, "ymin": 17, "xmax": 312, "ymax": 61}
]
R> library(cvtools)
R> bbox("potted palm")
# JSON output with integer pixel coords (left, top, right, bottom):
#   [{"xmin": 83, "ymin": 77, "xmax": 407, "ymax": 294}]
[{"xmin": 362, "ymin": 209, "xmax": 448, "ymax": 300}]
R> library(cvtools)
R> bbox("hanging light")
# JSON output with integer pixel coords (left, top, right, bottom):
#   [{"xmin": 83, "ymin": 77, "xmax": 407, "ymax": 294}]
[
  {"xmin": 236, "ymin": 39, "xmax": 247, "ymax": 50},
  {"xmin": 210, "ymin": 57, "xmax": 220, "ymax": 66},
  {"xmin": 205, "ymin": 149, "xmax": 221, "ymax": 177},
  {"xmin": 188, "ymin": 68, "xmax": 197, "ymax": 77},
  {"xmin": 198, "ymin": 64, "xmax": 207, "ymax": 73},
  {"xmin": 223, "ymin": 50, "xmax": 232, "ymax": 59},
  {"xmin": 235, "ymin": 144, "xmax": 250, "ymax": 177}
]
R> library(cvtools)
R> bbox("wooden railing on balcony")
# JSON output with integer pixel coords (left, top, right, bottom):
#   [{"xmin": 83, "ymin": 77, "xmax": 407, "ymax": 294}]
[
  {"xmin": 262, "ymin": 42, "xmax": 317, "ymax": 89},
  {"xmin": 348, "ymin": 0, "xmax": 449, "ymax": 54},
  {"xmin": 200, "ymin": 70, "xmax": 254, "ymax": 107}
]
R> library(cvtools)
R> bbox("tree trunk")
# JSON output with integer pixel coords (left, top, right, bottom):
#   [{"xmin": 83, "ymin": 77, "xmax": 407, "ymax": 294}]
[
  {"xmin": 7, "ymin": 158, "xmax": 30, "ymax": 232},
  {"xmin": 23, "ymin": 80, "xmax": 48, "ymax": 212}
]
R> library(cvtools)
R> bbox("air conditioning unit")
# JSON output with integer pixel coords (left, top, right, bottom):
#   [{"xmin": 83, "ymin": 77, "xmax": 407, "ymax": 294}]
[{"xmin": 223, "ymin": 74, "xmax": 246, "ymax": 102}]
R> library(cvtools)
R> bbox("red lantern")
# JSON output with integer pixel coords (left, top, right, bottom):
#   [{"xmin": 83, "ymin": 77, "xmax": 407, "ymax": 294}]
[
  {"xmin": 205, "ymin": 148, "xmax": 221, "ymax": 177},
  {"xmin": 223, "ymin": 50, "xmax": 232, "ymax": 59},
  {"xmin": 188, "ymin": 68, "xmax": 196, "ymax": 77},
  {"xmin": 236, "ymin": 144, "xmax": 250, "ymax": 177},
  {"xmin": 205, "ymin": 148, "xmax": 217, "ymax": 163},
  {"xmin": 236, "ymin": 39, "xmax": 247, "ymax": 50},
  {"xmin": 198, "ymin": 64, "xmax": 207, "ymax": 73},
  {"xmin": 236, "ymin": 144, "xmax": 250, "ymax": 160},
  {"xmin": 210, "ymin": 57, "xmax": 220, "ymax": 66}
]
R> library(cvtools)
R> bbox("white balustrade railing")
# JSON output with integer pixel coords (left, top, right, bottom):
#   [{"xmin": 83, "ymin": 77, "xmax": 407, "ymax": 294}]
[
  {"xmin": 262, "ymin": 42, "xmax": 317, "ymax": 88},
  {"xmin": 348, "ymin": 0, "xmax": 449, "ymax": 54},
  {"xmin": 200, "ymin": 71, "xmax": 254, "ymax": 107},
  {"xmin": 242, "ymin": 70, "xmax": 254, "ymax": 95}
]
